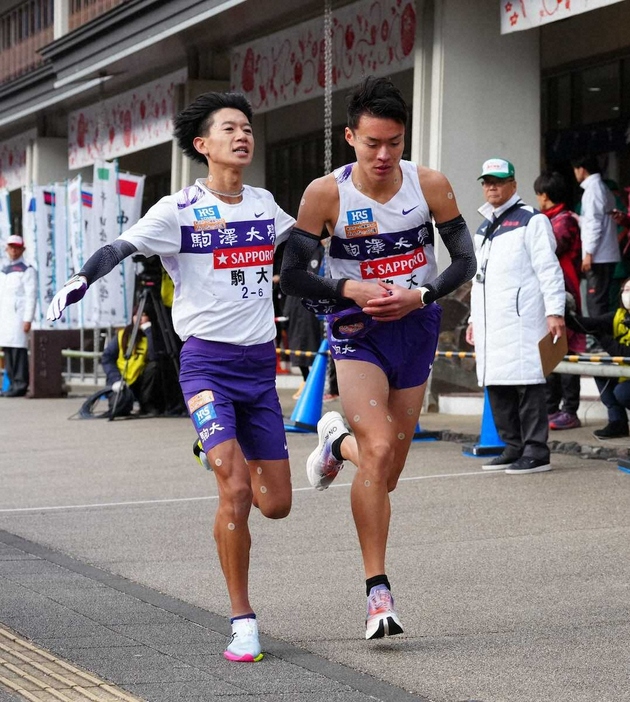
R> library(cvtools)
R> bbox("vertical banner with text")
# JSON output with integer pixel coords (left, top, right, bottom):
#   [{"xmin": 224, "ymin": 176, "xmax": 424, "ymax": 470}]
[{"xmin": 88, "ymin": 160, "xmax": 135, "ymax": 328}]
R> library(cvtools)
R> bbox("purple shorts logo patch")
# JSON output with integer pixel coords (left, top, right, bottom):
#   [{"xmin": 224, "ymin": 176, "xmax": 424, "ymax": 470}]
[{"xmin": 193, "ymin": 403, "xmax": 217, "ymax": 429}]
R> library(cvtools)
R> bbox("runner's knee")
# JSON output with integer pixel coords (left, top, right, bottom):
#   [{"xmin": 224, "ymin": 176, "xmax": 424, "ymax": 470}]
[{"xmin": 258, "ymin": 494, "xmax": 292, "ymax": 520}]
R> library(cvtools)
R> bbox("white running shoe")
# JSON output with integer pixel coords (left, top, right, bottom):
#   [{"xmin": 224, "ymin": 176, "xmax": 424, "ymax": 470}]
[
  {"xmin": 224, "ymin": 617, "xmax": 263, "ymax": 662},
  {"xmin": 365, "ymin": 585, "xmax": 404, "ymax": 640},
  {"xmin": 306, "ymin": 411, "xmax": 348, "ymax": 490},
  {"xmin": 193, "ymin": 439, "xmax": 212, "ymax": 472}
]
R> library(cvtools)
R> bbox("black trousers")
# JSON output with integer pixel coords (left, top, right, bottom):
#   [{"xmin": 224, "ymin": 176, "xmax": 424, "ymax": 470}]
[
  {"xmin": 3, "ymin": 347, "xmax": 29, "ymax": 395},
  {"xmin": 486, "ymin": 384, "xmax": 550, "ymax": 461},
  {"xmin": 586, "ymin": 263, "xmax": 616, "ymax": 316},
  {"xmin": 546, "ymin": 372, "xmax": 581, "ymax": 415}
]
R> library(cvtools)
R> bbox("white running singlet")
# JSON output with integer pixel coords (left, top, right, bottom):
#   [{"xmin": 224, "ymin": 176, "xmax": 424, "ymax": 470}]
[
  {"xmin": 330, "ymin": 160, "xmax": 437, "ymax": 289},
  {"xmin": 120, "ymin": 179, "xmax": 295, "ymax": 345}
]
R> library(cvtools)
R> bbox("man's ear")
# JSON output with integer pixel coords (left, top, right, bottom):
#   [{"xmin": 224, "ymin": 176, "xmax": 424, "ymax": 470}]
[{"xmin": 192, "ymin": 136, "xmax": 208, "ymax": 158}]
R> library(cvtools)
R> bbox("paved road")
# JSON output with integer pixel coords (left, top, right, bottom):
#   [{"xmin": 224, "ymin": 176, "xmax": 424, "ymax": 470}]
[{"xmin": 1, "ymin": 393, "xmax": 629, "ymax": 702}]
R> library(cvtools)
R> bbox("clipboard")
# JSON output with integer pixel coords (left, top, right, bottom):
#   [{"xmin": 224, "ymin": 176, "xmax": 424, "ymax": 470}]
[{"xmin": 539, "ymin": 332, "xmax": 568, "ymax": 377}]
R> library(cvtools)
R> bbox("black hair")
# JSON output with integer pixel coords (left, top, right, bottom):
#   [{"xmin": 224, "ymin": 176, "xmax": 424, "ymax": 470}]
[
  {"xmin": 173, "ymin": 91, "xmax": 254, "ymax": 165},
  {"xmin": 533, "ymin": 171, "xmax": 569, "ymax": 204},
  {"xmin": 570, "ymin": 154, "xmax": 601, "ymax": 175},
  {"xmin": 346, "ymin": 76, "xmax": 409, "ymax": 130}
]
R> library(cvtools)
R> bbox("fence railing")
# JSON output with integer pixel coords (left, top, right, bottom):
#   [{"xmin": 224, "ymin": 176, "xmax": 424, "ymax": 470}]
[
  {"xmin": 0, "ymin": 0, "xmax": 128, "ymax": 86},
  {"xmin": 68, "ymin": 0, "xmax": 127, "ymax": 30}
]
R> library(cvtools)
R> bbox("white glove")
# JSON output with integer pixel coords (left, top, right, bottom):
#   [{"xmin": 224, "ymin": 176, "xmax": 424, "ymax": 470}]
[
  {"xmin": 46, "ymin": 275, "xmax": 88, "ymax": 321},
  {"xmin": 111, "ymin": 380, "xmax": 123, "ymax": 393}
]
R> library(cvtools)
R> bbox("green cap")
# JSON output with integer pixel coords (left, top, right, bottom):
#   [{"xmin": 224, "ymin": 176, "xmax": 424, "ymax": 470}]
[{"xmin": 478, "ymin": 158, "xmax": 515, "ymax": 180}]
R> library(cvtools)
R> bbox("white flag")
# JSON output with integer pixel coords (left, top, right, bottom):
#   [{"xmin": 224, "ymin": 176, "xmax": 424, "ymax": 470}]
[{"xmin": 89, "ymin": 160, "xmax": 133, "ymax": 327}]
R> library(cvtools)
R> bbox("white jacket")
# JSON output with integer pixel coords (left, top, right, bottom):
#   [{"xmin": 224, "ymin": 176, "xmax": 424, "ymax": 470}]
[
  {"xmin": 470, "ymin": 194, "xmax": 565, "ymax": 386},
  {"xmin": 0, "ymin": 257, "xmax": 37, "ymax": 348},
  {"xmin": 578, "ymin": 173, "xmax": 619, "ymax": 263}
]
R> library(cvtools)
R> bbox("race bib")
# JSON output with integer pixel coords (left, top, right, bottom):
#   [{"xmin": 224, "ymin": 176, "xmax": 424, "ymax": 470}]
[{"xmin": 213, "ymin": 245, "xmax": 274, "ymax": 300}]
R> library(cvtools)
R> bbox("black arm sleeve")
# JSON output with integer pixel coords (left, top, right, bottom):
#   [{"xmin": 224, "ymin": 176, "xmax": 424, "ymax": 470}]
[
  {"xmin": 280, "ymin": 227, "xmax": 348, "ymax": 300},
  {"xmin": 422, "ymin": 215, "xmax": 477, "ymax": 304},
  {"xmin": 78, "ymin": 239, "xmax": 138, "ymax": 286}
]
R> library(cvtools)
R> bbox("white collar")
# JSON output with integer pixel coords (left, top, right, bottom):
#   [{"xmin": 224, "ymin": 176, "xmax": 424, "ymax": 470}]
[{"xmin": 478, "ymin": 192, "xmax": 521, "ymax": 221}]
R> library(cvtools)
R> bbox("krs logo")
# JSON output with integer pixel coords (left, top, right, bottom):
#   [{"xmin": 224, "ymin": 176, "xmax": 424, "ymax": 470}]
[
  {"xmin": 194, "ymin": 403, "xmax": 217, "ymax": 428},
  {"xmin": 347, "ymin": 208, "xmax": 373, "ymax": 224},
  {"xmin": 194, "ymin": 205, "xmax": 221, "ymax": 220}
]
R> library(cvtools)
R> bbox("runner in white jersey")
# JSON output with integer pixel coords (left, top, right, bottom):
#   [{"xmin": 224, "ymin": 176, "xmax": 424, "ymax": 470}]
[
  {"xmin": 281, "ymin": 76, "xmax": 476, "ymax": 640},
  {"xmin": 47, "ymin": 91, "xmax": 295, "ymax": 663}
]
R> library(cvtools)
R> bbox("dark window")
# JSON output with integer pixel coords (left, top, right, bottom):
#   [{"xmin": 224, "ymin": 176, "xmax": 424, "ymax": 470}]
[
  {"xmin": 579, "ymin": 62, "xmax": 620, "ymax": 124},
  {"xmin": 266, "ymin": 127, "xmax": 354, "ymax": 218}
]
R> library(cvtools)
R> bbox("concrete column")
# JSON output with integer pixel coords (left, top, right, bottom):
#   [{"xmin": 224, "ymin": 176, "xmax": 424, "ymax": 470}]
[
  {"xmin": 410, "ymin": 0, "xmax": 436, "ymax": 169},
  {"xmin": 32, "ymin": 138, "xmax": 70, "ymax": 185},
  {"xmin": 54, "ymin": 0, "xmax": 69, "ymax": 40}
]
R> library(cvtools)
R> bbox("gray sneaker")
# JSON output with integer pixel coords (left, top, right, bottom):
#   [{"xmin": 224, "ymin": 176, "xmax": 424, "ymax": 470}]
[
  {"xmin": 306, "ymin": 411, "xmax": 348, "ymax": 490},
  {"xmin": 482, "ymin": 452, "xmax": 519, "ymax": 471},
  {"xmin": 505, "ymin": 456, "xmax": 551, "ymax": 474}
]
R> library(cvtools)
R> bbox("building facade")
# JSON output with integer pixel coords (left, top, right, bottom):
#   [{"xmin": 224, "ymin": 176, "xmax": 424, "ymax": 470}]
[{"xmin": 0, "ymin": 0, "xmax": 629, "ymax": 395}]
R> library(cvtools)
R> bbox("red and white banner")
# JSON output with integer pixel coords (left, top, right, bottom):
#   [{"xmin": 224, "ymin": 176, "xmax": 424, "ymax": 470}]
[
  {"xmin": 0, "ymin": 130, "xmax": 34, "ymax": 192},
  {"xmin": 501, "ymin": 0, "xmax": 625, "ymax": 33},
  {"xmin": 117, "ymin": 172, "xmax": 145, "ymax": 235},
  {"xmin": 231, "ymin": 0, "xmax": 416, "ymax": 113},
  {"xmin": 68, "ymin": 69, "xmax": 187, "ymax": 169}
]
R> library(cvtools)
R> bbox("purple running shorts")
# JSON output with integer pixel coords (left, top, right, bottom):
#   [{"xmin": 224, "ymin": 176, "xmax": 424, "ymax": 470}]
[
  {"xmin": 179, "ymin": 337, "xmax": 289, "ymax": 461},
  {"xmin": 326, "ymin": 302, "xmax": 441, "ymax": 389}
]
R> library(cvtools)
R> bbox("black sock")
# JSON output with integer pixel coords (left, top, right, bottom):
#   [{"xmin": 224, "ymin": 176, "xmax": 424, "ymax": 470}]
[
  {"xmin": 230, "ymin": 612, "xmax": 256, "ymax": 624},
  {"xmin": 366, "ymin": 574, "xmax": 391, "ymax": 596},
  {"xmin": 331, "ymin": 433, "xmax": 350, "ymax": 461}
]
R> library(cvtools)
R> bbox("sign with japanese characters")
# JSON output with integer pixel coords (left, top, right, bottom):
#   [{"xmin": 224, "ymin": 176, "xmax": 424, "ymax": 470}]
[
  {"xmin": 501, "ymin": 0, "xmax": 625, "ymax": 33},
  {"xmin": 21, "ymin": 185, "xmax": 57, "ymax": 329},
  {"xmin": 84, "ymin": 160, "xmax": 135, "ymax": 328},
  {"xmin": 231, "ymin": 0, "xmax": 416, "ymax": 113},
  {"xmin": 68, "ymin": 176, "xmax": 92, "ymax": 327},
  {"xmin": 68, "ymin": 69, "xmax": 187, "ymax": 169}
]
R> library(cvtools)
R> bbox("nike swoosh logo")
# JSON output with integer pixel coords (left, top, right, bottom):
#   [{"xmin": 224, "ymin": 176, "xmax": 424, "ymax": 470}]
[
  {"xmin": 402, "ymin": 206, "xmax": 419, "ymax": 215},
  {"xmin": 254, "ymin": 211, "xmax": 264, "ymax": 218}
]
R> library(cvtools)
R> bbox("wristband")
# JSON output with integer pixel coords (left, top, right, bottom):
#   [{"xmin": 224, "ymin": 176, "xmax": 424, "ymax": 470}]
[{"xmin": 416, "ymin": 286, "xmax": 429, "ymax": 307}]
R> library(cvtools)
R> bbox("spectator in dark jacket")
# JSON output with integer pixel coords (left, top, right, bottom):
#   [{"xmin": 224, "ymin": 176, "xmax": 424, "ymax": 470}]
[{"xmin": 566, "ymin": 277, "xmax": 630, "ymax": 439}]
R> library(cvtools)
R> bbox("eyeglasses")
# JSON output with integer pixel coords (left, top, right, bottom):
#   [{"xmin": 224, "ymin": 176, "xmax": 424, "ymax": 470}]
[{"xmin": 481, "ymin": 179, "xmax": 514, "ymax": 188}]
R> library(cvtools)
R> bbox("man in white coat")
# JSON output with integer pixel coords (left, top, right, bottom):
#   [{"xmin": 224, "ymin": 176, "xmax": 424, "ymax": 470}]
[
  {"xmin": 465, "ymin": 159, "xmax": 566, "ymax": 474},
  {"xmin": 0, "ymin": 235, "xmax": 37, "ymax": 397}
]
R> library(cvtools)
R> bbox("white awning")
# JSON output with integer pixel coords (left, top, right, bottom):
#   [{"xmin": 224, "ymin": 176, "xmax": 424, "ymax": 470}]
[{"xmin": 501, "ymin": 0, "xmax": 626, "ymax": 34}]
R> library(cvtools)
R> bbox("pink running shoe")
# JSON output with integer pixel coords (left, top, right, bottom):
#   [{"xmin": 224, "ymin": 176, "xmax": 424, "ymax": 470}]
[
  {"xmin": 306, "ymin": 411, "xmax": 348, "ymax": 490},
  {"xmin": 365, "ymin": 585, "xmax": 404, "ymax": 640},
  {"xmin": 224, "ymin": 617, "xmax": 263, "ymax": 662}
]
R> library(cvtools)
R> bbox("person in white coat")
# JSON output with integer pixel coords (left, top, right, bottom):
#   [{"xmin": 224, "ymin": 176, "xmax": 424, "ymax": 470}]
[
  {"xmin": 0, "ymin": 235, "xmax": 37, "ymax": 397},
  {"xmin": 465, "ymin": 159, "xmax": 566, "ymax": 475},
  {"xmin": 571, "ymin": 155, "xmax": 619, "ymax": 317}
]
